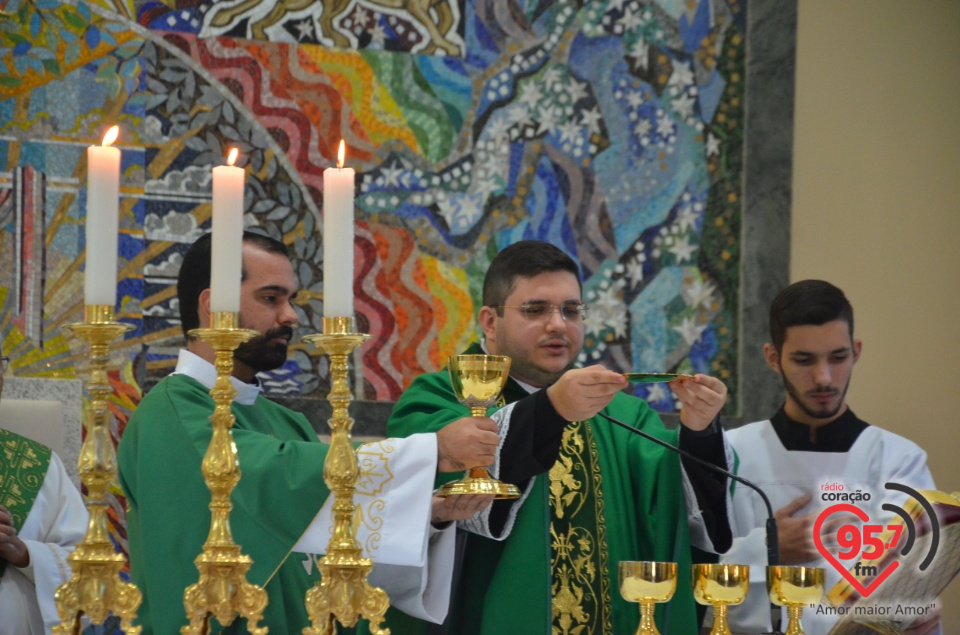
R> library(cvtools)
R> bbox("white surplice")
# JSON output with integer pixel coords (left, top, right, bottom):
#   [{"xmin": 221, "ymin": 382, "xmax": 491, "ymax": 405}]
[
  {"xmin": 0, "ymin": 449, "xmax": 88, "ymax": 635},
  {"xmin": 723, "ymin": 419, "xmax": 935, "ymax": 635}
]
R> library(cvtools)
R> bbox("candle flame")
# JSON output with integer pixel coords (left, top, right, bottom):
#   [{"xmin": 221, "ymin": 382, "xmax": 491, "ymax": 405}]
[
  {"xmin": 101, "ymin": 125, "xmax": 120, "ymax": 147},
  {"xmin": 227, "ymin": 147, "xmax": 239, "ymax": 166},
  {"xmin": 337, "ymin": 140, "xmax": 345, "ymax": 169}
]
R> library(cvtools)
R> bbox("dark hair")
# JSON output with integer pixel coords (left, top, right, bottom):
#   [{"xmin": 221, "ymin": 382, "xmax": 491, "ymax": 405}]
[
  {"xmin": 177, "ymin": 230, "xmax": 289, "ymax": 336},
  {"xmin": 769, "ymin": 279, "xmax": 854, "ymax": 353},
  {"xmin": 482, "ymin": 240, "xmax": 581, "ymax": 308}
]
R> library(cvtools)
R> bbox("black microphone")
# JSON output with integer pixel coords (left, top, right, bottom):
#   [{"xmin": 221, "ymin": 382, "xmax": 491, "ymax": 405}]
[{"xmin": 595, "ymin": 411, "xmax": 780, "ymax": 568}]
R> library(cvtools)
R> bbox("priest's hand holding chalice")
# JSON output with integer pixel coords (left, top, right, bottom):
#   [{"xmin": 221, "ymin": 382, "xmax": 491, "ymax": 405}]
[{"xmin": 436, "ymin": 354, "xmax": 521, "ymax": 499}]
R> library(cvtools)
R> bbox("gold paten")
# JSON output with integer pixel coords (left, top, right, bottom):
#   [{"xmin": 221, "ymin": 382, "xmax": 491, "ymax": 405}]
[
  {"xmin": 692, "ymin": 563, "xmax": 750, "ymax": 635},
  {"xmin": 618, "ymin": 561, "xmax": 677, "ymax": 635},
  {"xmin": 436, "ymin": 354, "xmax": 520, "ymax": 499},
  {"xmin": 53, "ymin": 305, "xmax": 141, "ymax": 635},
  {"xmin": 301, "ymin": 316, "xmax": 389, "ymax": 635},
  {"xmin": 181, "ymin": 311, "xmax": 268, "ymax": 635},
  {"xmin": 768, "ymin": 565, "xmax": 825, "ymax": 635}
]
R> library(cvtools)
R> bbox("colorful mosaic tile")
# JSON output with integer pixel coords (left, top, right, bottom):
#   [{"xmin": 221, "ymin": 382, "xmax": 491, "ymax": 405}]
[{"xmin": 0, "ymin": 0, "xmax": 746, "ymax": 416}]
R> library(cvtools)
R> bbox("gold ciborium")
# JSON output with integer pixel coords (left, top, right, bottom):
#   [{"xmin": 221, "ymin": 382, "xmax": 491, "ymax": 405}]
[
  {"xmin": 436, "ymin": 354, "xmax": 520, "ymax": 499},
  {"xmin": 692, "ymin": 563, "xmax": 749, "ymax": 635},
  {"xmin": 767, "ymin": 565, "xmax": 824, "ymax": 635},
  {"xmin": 618, "ymin": 561, "xmax": 677, "ymax": 635}
]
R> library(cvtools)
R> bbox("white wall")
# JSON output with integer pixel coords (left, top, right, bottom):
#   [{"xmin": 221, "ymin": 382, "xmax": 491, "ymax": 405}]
[{"xmin": 793, "ymin": 0, "xmax": 960, "ymax": 623}]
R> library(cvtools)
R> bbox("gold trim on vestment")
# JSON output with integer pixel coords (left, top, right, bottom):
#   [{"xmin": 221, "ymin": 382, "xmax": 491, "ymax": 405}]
[{"xmin": 549, "ymin": 421, "xmax": 613, "ymax": 634}]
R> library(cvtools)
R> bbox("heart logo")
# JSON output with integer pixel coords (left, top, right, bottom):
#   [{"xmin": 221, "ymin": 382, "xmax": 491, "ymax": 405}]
[{"xmin": 813, "ymin": 503, "xmax": 899, "ymax": 597}]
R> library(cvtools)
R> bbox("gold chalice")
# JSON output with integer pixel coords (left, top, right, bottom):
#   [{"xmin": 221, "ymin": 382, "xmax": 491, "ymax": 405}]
[
  {"xmin": 692, "ymin": 563, "xmax": 749, "ymax": 635},
  {"xmin": 618, "ymin": 561, "xmax": 677, "ymax": 635},
  {"xmin": 767, "ymin": 566, "xmax": 825, "ymax": 635},
  {"xmin": 436, "ymin": 354, "xmax": 521, "ymax": 499}
]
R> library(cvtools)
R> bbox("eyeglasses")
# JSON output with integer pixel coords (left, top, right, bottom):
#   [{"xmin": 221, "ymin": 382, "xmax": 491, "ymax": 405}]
[
  {"xmin": 0, "ymin": 356, "xmax": 8, "ymax": 375},
  {"xmin": 495, "ymin": 301, "xmax": 589, "ymax": 323}
]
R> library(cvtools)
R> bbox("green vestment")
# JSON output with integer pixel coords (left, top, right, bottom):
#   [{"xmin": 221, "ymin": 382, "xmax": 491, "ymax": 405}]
[
  {"xmin": 118, "ymin": 373, "xmax": 331, "ymax": 634},
  {"xmin": 385, "ymin": 344, "xmax": 699, "ymax": 635},
  {"xmin": 0, "ymin": 428, "xmax": 52, "ymax": 581}
]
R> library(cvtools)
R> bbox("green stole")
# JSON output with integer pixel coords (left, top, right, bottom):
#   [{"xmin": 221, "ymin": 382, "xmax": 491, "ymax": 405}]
[
  {"xmin": 385, "ymin": 343, "xmax": 699, "ymax": 635},
  {"xmin": 0, "ymin": 428, "xmax": 53, "ymax": 580}
]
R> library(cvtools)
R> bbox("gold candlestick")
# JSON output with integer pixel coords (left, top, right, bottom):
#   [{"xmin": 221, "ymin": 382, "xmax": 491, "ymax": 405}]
[
  {"xmin": 53, "ymin": 305, "xmax": 141, "ymax": 635},
  {"xmin": 301, "ymin": 316, "xmax": 390, "ymax": 635},
  {"xmin": 181, "ymin": 311, "xmax": 269, "ymax": 635}
]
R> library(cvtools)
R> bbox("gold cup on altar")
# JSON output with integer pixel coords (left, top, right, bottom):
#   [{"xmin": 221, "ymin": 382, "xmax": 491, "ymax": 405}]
[
  {"xmin": 692, "ymin": 563, "xmax": 749, "ymax": 635},
  {"xmin": 618, "ymin": 561, "xmax": 677, "ymax": 635},
  {"xmin": 436, "ymin": 354, "xmax": 521, "ymax": 499},
  {"xmin": 767, "ymin": 565, "xmax": 825, "ymax": 635}
]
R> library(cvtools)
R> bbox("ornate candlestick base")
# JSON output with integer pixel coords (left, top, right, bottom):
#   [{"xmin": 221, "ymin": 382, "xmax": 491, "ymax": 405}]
[
  {"xmin": 181, "ymin": 312, "xmax": 269, "ymax": 635},
  {"xmin": 54, "ymin": 305, "xmax": 142, "ymax": 635},
  {"xmin": 301, "ymin": 317, "xmax": 389, "ymax": 635}
]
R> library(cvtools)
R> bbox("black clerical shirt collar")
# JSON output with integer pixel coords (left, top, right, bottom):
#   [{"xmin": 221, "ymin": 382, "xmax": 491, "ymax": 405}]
[{"xmin": 770, "ymin": 406, "xmax": 869, "ymax": 453}]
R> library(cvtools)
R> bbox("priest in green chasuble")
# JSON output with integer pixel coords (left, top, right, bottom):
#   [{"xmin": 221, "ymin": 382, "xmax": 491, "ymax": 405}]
[
  {"xmin": 118, "ymin": 232, "xmax": 500, "ymax": 634},
  {"xmin": 386, "ymin": 240, "xmax": 734, "ymax": 635}
]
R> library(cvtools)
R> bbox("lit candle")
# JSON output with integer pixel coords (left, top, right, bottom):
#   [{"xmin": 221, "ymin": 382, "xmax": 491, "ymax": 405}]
[
  {"xmin": 84, "ymin": 125, "xmax": 121, "ymax": 307},
  {"xmin": 322, "ymin": 140, "xmax": 355, "ymax": 318},
  {"xmin": 211, "ymin": 148, "xmax": 245, "ymax": 313}
]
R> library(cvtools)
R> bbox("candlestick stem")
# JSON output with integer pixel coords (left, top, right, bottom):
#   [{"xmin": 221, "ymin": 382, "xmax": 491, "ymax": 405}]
[
  {"xmin": 301, "ymin": 317, "xmax": 389, "ymax": 635},
  {"xmin": 180, "ymin": 312, "xmax": 269, "ymax": 634},
  {"xmin": 53, "ymin": 306, "xmax": 141, "ymax": 635}
]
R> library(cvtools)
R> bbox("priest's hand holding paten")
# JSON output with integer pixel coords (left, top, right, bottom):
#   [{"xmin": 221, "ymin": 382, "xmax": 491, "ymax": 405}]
[{"xmin": 545, "ymin": 365, "xmax": 628, "ymax": 421}]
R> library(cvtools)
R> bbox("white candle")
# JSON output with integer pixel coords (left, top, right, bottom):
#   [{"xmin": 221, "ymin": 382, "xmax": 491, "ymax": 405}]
[
  {"xmin": 323, "ymin": 140, "xmax": 355, "ymax": 318},
  {"xmin": 84, "ymin": 125, "xmax": 121, "ymax": 307},
  {"xmin": 211, "ymin": 148, "xmax": 245, "ymax": 313}
]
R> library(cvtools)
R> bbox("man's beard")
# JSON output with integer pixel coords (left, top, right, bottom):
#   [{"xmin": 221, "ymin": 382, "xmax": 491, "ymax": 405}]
[
  {"xmin": 234, "ymin": 326, "xmax": 293, "ymax": 374},
  {"xmin": 781, "ymin": 370, "xmax": 851, "ymax": 421}
]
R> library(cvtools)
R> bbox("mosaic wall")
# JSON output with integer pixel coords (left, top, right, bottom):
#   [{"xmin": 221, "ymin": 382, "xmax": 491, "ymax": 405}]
[{"xmin": 0, "ymin": 0, "xmax": 746, "ymax": 415}]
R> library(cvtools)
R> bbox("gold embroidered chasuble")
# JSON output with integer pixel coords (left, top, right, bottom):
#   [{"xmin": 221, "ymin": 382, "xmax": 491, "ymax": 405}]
[{"xmin": 386, "ymin": 344, "xmax": 702, "ymax": 635}]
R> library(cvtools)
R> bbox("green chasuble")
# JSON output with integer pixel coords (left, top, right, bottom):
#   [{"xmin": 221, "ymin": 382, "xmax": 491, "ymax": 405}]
[
  {"xmin": 385, "ymin": 343, "xmax": 699, "ymax": 635},
  {"xmin": 0, "ymin": 428, "xmax": 52, "ymax": 581},
  {"xmin": 118, "ymin": 373, "xmax": 332, "ymax": 635}
]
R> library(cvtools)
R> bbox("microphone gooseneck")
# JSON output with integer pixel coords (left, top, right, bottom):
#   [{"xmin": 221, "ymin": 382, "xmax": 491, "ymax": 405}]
[{"xmin": 595, "ymin": 411, "xmax": 780, "ymax": 568}]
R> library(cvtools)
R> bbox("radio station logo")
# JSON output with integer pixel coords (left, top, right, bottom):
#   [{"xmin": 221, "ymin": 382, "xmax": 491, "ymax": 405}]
[{"xmin": 814, "ymin": 482, "xmax": 940, "ymax": 598}]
